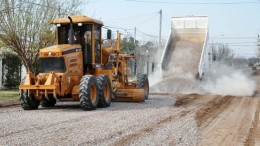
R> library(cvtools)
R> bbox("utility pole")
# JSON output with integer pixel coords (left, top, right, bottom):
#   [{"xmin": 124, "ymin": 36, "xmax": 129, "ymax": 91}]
[
  {"xmin": 159, "ymin": 9, "xmax": 162, "ymax": 49},
  {"xmin": 134, "ymin": 27, "xmax": 136, "ymax": 46},
  {"xmin": 131, "ymin": 27, "xmax": 137, "ymax": 77}
]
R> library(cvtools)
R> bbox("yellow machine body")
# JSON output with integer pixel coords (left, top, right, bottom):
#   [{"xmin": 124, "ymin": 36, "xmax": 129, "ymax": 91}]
[{"xmin": 19, "ymin": 15, "xmax": 148, "ymax": 106}]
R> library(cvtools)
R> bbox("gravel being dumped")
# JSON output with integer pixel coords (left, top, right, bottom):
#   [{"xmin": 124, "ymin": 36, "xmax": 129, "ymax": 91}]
[{"xmin": 150, "ymin": 40, "xmax": 205, "ymax": 94}]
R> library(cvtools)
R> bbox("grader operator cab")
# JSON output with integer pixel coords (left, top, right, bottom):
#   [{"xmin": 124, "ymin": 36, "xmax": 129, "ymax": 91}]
[{"xmin": 19, "ymin": 15, "xmax": 149, "ymax": 110}]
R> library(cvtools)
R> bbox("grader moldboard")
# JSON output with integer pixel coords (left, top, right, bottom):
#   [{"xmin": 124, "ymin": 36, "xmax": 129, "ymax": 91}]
[{"xmin": 19, "ymin": 15, "xmax": 149, "ymax": 110}]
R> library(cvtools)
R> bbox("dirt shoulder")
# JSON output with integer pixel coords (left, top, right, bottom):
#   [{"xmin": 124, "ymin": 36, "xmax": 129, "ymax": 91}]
[
  {"xmin": 0, "ymin": 89, "xmax": 20, "ymax": 108},
  {"xmin": 197, "ymin": 96, "xmax": 260, "ymax": 146},
  {"xmin": 0, "ymin": 100, "xmax": 20, "ymax": 108}
]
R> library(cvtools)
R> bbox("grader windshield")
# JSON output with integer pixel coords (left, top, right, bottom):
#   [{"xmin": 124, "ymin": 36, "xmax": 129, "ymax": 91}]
[
  {"xmin": 57, "ymin": 24, "xmax": 91, "ymax": 45},
  {"xmin": 56, "ymin": 23, "xmax": 102, "ymax": 64},
  {"xmin": 40, "ymin": 57, "xmax": 66, "ymax": 73}
]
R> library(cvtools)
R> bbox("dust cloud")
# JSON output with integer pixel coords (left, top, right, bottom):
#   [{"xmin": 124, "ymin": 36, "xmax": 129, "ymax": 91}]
[
  {"xmin": 201, "ymin": 63, "xmax": 256, "ymax": 96},
  {"xmin": 149, "ymin": 63, "xmax": 256, "ymax": 96}
]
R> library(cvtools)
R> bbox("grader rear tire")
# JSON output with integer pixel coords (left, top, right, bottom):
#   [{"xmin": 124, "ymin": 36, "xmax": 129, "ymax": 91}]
[
  {"xmin": 20, "ymin": 90, "xmax": 40, "ymax": 110},
  {"xmin": 137, "ymin": 74, "xmax": 149, "ymax": 100},
  {"xmin": 97, "ymin": 74, "xmax": 112, "ymax": 108},
  {"xmin": 79, "ymin": 75, "xmax": 99, "ymax": 110}
]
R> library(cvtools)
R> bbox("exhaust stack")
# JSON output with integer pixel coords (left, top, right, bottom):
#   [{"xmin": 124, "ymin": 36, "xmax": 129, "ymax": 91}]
[{"xmin": 68, "ymin": 16, "xmax": 74, "ymax": 45}]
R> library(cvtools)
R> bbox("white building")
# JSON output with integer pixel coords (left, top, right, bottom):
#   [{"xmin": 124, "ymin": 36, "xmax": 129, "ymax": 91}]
[
  {"xmin": 0, "ymin": 59, "xmax": 2, "ymax": 89},
  {"xmin": 0, "ymin": 50, "xmax": 3, "ymax": 89},
  {"xmin": 0, "ymin": 49, "xmax": 26, "ymax": 89}
]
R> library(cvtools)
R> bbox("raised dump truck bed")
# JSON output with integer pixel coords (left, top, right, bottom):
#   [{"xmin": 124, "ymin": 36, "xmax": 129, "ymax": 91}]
[{"xmin": 160, "ymin": 16, "xmax": 209, "ymax": 78}]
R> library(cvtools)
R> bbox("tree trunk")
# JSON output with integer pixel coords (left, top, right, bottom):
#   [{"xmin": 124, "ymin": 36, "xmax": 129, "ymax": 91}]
[{"xmin": 21, "ymin": 58, "xmax": 32, "ymax": 73}]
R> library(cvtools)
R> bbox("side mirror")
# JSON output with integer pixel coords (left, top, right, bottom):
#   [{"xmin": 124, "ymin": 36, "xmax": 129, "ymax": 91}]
[{"xmin": 107, "ymin": 29, "xmax": 112, "ymax": 40}]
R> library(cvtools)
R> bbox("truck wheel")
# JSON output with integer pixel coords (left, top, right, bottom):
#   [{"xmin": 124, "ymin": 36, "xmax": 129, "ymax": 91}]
[
  {"xmin": 97, "ymin": 74, "xmax": 112, "ymax": 108},
  {"xmin": 137, "ymin": 74, "xmax": 149, "ymax": 100},
  {"xmin": 20, "ymin": 90, "xmax": 40, "ymax": 110},
  {"xmin": 79, "ymin": 75, "xmax": 99, "ymax": 110},
  {"xmin": 41, "ymin": 95, "xmax": 56, "ymax": 107}
]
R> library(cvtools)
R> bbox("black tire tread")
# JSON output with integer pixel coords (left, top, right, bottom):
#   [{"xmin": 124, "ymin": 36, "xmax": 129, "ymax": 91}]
[
  {"xmin": 97, "ymin": 74, "xmax": 112, "ymax": 108},
  {"xmin": 20, "ymin": 78, "xmax": 39, "ymax": 110},
  {"xmin": 41, "ymin": 95, "xmax": 56, "ymax": 107},
  {"xmin": 79, "ymin": 75, "xmax": 99, "ymax": 110},
  {"xmin": 137, "ymin": 74, "xmax": 149, "ymax": 100},
  {"xmin": 20, "ymin": 90, "xmax": 40, "ymax": 110}
]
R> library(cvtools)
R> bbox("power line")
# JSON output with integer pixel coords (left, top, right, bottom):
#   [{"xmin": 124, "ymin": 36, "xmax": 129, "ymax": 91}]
[
  {"xmin": 136, "ymin": 29, "xmax": 158, "ymax": 38},
  {"xmin": 210, "ymin": 42, "xmax": 257, "ymax": 44},
  {"xmin": 210, "ymin": 37, "xmax": 258, "ymax": 40},
  {"xmin": 86, "ymin": 0, "xmax": 101, "ymax": 4},
  {"xmin": 104, "ymin": 24, "xmax": 159, "ymax": 39},
  {"xmin": 103, "ymin": 25, "xmax": 134, "ymax": 31},
  {"xmin": 162, "ymin": 15, "xmax": 171, "ymax": 28},
  {"xmin": 125, "ymin": 0, "xmax": 259, "ymax": 5},
  {"xmin": 135, "ymin": 13, "xmax": 158, "ymax": 27},
  {"xmin": 228, "ymin": 45, "xmax": 257, "ymax": 46},
  {"xmin": 105, "ymin": 12, "xmax": 157, "ymax": 22},
  {"xmin": 226, "ymin": 42, "xmax": 257, "ymax": 44}
]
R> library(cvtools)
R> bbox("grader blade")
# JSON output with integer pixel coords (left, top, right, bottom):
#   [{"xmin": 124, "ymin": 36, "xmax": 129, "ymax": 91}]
[{"xmin": 113, "ymin": 88, "xmax": 145, "ymax": 102}]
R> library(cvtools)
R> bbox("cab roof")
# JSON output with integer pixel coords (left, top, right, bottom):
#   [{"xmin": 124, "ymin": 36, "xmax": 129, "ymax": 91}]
[{"xmin": 50, "ymin": 15, "xmax": 103, "ymax": 26}]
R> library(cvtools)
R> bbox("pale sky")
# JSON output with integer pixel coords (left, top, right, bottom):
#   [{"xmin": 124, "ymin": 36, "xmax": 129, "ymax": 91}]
[{"xmin": 82, "ymin": 0, "xmax": 260, "ymax": 58}]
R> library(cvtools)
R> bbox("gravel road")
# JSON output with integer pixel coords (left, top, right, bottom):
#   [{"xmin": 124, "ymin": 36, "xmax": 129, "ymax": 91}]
[
  {"xmin": 0, "ymin": 95, "xmax": 201, "ymax": 146},
  {"xmin": 1, "ymin": 93, "xmax": 260, "ymax": 145}
]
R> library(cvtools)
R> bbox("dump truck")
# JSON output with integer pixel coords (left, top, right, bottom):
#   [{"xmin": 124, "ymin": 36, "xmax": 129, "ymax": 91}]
[
  {"xmin": 160, "ymin": 16, "xmax": 209, "ymax": 79},
  {"xmin": 19, "ymin": 15, "xmax": 149, "ymax": 110}
]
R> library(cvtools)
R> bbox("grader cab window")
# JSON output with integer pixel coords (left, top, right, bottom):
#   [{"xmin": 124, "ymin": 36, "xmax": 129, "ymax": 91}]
[
  {"xmin": 58, "ymin": 26, "xmax": 69, "ymax": 44},
  {"xmin": 83, "ymin": 25, "xmax": 92, "ymax": 64},
  {"xmin": 40, "ymin": 58, "xmax": 66, "ymax": 73},
  {"xmin": 94, "ymin": 25, "xmax": 101, "ymax": 64},
  {"xmin": 57, "ymin": 24, "xmax": 83, "ymax": 45},
  {"xmin": 57, "ymin": 23, "xmax": 102, "ymax": 64}
]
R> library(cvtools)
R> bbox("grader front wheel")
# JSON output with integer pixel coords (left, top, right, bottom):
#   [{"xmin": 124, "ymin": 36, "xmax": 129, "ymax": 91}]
[
  {"xmin": 20, "ymin": 90, "xmax": 40, "ymax": 110},
  {"xmin": 79, "ymin": 75, "xmax": 99, "ymax": 110},
  {"xmin": 41, "ymin": 95, "xmax": 57, "ymax": 107},
  {"xmin": 97, "ymin": 74, "xmax": 112, "ymax": 108}
]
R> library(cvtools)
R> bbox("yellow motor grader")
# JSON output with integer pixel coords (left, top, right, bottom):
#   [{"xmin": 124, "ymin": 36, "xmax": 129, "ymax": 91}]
[{"xmin": 19, "ymin": 15, "xmax": 149, "ymax": 110}]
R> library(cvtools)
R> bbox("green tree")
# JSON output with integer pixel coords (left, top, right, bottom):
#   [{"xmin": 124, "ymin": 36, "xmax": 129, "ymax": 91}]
[
  {"xmin": 0, "ymin": 0, "xmax": 82, "ymax": 72},
  {"xmin": 121, "ymin": 36, "xmax": 139, "ymax": 54},
  {"xmin": 2, "ymin": 50, "xmax": 22, "ymax": 88},
  {"xmin": 141, "ymin": 41, "xmax": 154, "ymax": 49}
]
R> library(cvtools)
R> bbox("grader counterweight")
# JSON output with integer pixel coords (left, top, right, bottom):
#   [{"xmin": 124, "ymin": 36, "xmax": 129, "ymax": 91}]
[{"xmin": 19, "ymin": 15, "xmax": 149, "ymax": 110}]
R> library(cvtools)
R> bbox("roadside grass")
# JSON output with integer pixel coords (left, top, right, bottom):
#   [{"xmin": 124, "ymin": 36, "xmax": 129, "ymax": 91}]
[{"xmin": 0, "ymin": 89, "xmax": 20, "ymax": 101}]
